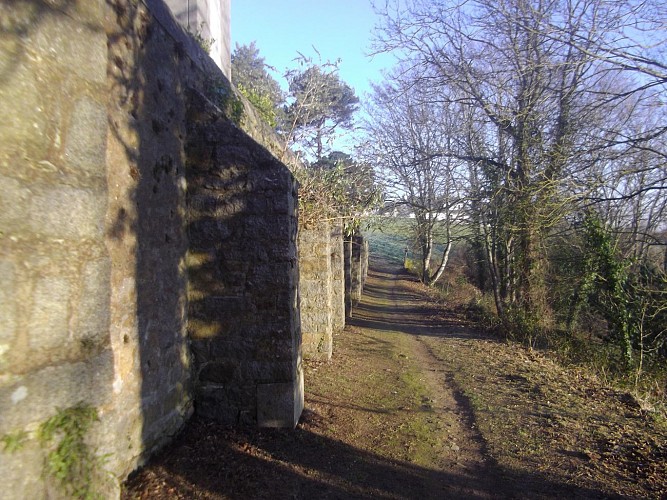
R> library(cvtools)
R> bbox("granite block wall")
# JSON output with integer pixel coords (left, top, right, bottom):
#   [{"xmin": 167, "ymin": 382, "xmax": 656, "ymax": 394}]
[
  {"xmin": 0, "ymin": 2, "xmax": 117, "ymax": 496},
  {"xmin": 345, "ymin": 233, "xmax": 369, "ymax": 315},
  {"xmin": 360, "ymin": 236, "xmax": 370, "ymax": 291},
  {"xmin": 186, "ymin": 90, "xmax": 302, "ymax": 426},
  {"xmin": 298, "ymin": 222, "xmax": 348, "ymax": 361},
  {"xmin": 351, "ymin": 234, "xmax": 370, "ymax": 304},
  {"xmin": 299, "ymin": 222, "xmax": 334, "ymax": 360},
  {"xmin": 0, "ymin": 0, "xmax": 301, "ymax": 496},
  {"xmin": 330, "ymin": 224, "xmax": 345, "ymax": 331}
]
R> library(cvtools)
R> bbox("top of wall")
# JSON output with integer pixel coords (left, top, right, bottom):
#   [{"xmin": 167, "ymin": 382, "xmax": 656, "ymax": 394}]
[{"xmin": 144, "ymin": 0, "xmax": 300, "ymax": 175}]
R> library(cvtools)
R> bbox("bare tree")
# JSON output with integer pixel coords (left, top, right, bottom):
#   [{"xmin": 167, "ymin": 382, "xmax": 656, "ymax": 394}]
[
  {"xmin": 373, "ymin": 0, "xmax": 667, "ymax": 325},
  {"xmin": 363, "ymin": 71, "xmax": 466, "ymax": 285}
]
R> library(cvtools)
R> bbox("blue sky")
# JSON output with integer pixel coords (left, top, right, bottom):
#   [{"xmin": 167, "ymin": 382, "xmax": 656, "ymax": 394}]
[{"xmin": 231, "ymin": 0, "xmax": 395, "ymax": 101}]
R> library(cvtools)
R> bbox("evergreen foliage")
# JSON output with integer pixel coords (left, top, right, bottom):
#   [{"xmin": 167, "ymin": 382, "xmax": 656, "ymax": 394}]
[
  {"xmin": 231, "ymin": 42, "xmax": 284, "ymax": 127},
  {"xmin": 284, "ymin": 64, "xmax": 359, "ymax": 160}
]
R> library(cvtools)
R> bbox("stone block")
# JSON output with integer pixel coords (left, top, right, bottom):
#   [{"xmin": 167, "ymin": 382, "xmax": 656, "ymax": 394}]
[
  {"xmin": 240, "ymin": 361, "xmax": 294, "ymax": 383},
  {"xmin": 256, "ymin": 370, "xmax": 303, "ymax": 428},
  {"xmin": 300, "ymin": 309, "xmax": 328, "ymax": 326},
  {"xmin": 75, "ymin": 257, "xmax": 111, "ymax": 347},
  {"xmin": 93, "ymin": 404, "xmax": 144, "ymax": 478},
  {"xmin": 29, "ymin": 185, "xmax": 106, "ymax": 239},
  {"xmin": 0, "ymin": 350, "xmax": 113, "ymax": 434},
  {"xmin": 0, "ymin": 176, "xmax": 30, "ymax": 231},
  {"xmin": 64, "ymin": 98, "xmax": 108, "ymax": 175},
  {"xmin": 199, "ymin": 360, "xmax": 237, "ymax": 384},
  {"xmin": 252, "ymin": 337, "xmax": 295, "ymax": 361},
  {"xmin": 28, "ymin": 274, "xmax": 70, "ymax": 352},
  {"xmin": 272, "ymin": 191, "xmax": 294, "ymax": 214},
  {"xmin": 0, "ymin": 260, "xmax": 17, "ymax": 345},
  {"xmin": 195, "ymin": 386, "xmax": 239, "ymax": 424},
  {"xmin": 299, "ymin": 280, "xmax": 326, "ymax": 298},
  {"xmin": 0, "ymin": 60, "xmax": 48, "ymax": 158},
  {"xmin": 268, "ymin": 239, "xmax": 296, "ymax": 261},
  {"xmin": 0, "ymin": 441, "xmax": 46, "ymax": 500},
  {"xmin": 303, "ymin": 344, "xmax": 331, "ymax": 362},
  {"xmin": 299, "ymin": 259, "xmax": 319, "ymax": 275},
  {"xmin": 31, "ymin": 14, "xmax": 107, "ymax": 84},
  {"xmin": 72, "ymin": 0, "xmax": 106, "ymax": 27}
]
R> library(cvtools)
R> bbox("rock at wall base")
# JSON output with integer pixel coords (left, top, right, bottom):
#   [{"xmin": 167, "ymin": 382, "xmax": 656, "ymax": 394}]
[{"xmin": 256, "ymin": 368, "xmax": 304, "ymax": 428}]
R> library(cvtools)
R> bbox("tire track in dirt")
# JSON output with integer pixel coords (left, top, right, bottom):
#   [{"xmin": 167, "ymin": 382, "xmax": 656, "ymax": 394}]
[
  {"xmin": 350, "ymin": 255, "xmax": 509, "ymax": 498},
  {"xmin": 356, "ymin": 255, "xmax": 664, "ymax": 499}
]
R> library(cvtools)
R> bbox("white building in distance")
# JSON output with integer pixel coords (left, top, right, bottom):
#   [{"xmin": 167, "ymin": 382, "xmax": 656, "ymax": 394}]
[{"xmin": 164, "ymin": 0, "xmax": 231, "ymax": 80}]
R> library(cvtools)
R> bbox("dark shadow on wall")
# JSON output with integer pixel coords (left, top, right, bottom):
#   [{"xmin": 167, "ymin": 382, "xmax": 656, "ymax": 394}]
[
  {"xmin": 107, "ymin": 0, "xmax": 300, "ymax": 464},
  {"xmin": 184, "ymin": 89, "xmax": 300, "ymax": 426},
  {"xmin": 107, "ymin": 0, "xmax": 194, "ymax": 458},
  {"xmin": 183, "ymin": 99, "xmax": 264, "ymax": 425}
]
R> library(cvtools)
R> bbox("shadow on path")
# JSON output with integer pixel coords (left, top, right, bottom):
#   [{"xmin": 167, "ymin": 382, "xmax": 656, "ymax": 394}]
[
  {"xmin": 349, "ymin": 257, "xmax": 493, "ymax": 341},
  {"xmin": 341, "ymin": 255, "xmax": 621, "ymax": 500},
  {"xmin": 125, "ymin": 411, "xmax": 617, "ymax": 500},
  {"xmin": 124, "ymin": 255, "xmax": 621, "ymax": 499}
]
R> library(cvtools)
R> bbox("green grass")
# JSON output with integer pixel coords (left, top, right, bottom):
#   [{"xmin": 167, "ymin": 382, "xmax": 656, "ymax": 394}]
[
  {"xmin": 365, "ymin": 217, "xmax": 412, "ymax": 264},
  {"xmin": 365, "ymin": 216, "xmax": 468, "ymax": 270}
]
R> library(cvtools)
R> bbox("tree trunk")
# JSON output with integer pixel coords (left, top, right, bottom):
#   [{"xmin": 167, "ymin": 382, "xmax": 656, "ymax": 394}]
[
  {"xmin": 430, "ymin": 238, "xmax": 452, "ymax": 286},
  {"xmin": 422, "ymin": 232, "xmax": 433, "ymax": 284},
  {"xmin": 430, "ymin": 222, "xmax": 453, "ymax": 286}
]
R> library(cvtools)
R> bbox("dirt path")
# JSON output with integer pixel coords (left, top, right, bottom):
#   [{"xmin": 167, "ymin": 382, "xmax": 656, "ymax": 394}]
[
  {"xmin": 124, "ymin": 255, "xmax": 667, "ymax": 499},
  {"xmin": 345, "ymin": 257, "xmax": 504, "ymax": 498}
]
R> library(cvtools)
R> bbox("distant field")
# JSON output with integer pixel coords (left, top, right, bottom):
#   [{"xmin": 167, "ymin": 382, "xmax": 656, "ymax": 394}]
[
  {"xmin": 365, "ymin": 216, "xmax": 414, "ymax": 265},
  {"xmin": 364, "ymin": 216, "xmax": 454, "ymax": 266}
]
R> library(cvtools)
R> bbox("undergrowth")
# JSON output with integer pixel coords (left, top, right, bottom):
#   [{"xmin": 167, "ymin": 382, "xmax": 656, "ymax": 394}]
[
  {"xmin": 37, "ymin": 403, "xmax": 107, "ymax": 499},
  {"xmin": 370, "ymin": 224, "xmax": 667, "ymax": 418},
  {"xmin": 187, "ymin": 22, "xmax": 215, "ymax": 54},
  {"xmin": 553, "ymin": 333, "xmax": 667, "ymax": 417},
  {"xmin": 410, "ymin": 259, "xmax": 667, "ymax": 420}
]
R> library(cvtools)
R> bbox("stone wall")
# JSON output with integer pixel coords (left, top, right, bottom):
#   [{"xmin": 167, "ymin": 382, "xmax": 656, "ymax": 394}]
[
  {"xmin": 360, "ymin": 236, "xmax": 370, "ymax": 290},
  {"xmin": 298, "ymin": 222, "xmax": 334, "ymax": 360},
  {"xmin": 0, "ymin": 2, "xmax": 118, "ymax": 496},
  {"xmin": 330, "ymin": 224, "xmax": 346, "ymax": 331},
  {"xmin": 106, "ymin": 0, "xmax": 197, "ymax": 474},
  {"xmin": 0, "ymin": 0, "xmax": 301, "ymax": 497},
  {"xmin": 345, "ymin": 233, "xmax": 370, "ymax": 315},
  {"xmin": 298, "ymin": 222, "xmax": 346, "ymax": 361},
  {"xmin": 186, "ymin": 90, "xmax": 302, "ymax": 426},
  {"xmin": 352, "ymin": 234, "xmax": 370, "ymax": 304}
]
